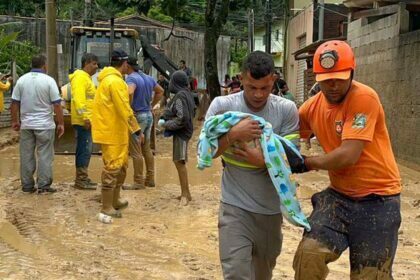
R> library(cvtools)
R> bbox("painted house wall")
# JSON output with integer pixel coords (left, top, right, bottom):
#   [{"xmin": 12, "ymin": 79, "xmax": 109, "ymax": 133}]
[
  {"xmin": 254, "ymin": 21, "xmax": 285, "ymax": 69},
  {"xmin": 286, "ymin": 3, "xmax": 314, "ymax": 103}
]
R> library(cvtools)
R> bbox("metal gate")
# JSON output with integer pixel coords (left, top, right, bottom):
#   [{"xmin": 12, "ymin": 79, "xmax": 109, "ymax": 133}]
[{"xmin": 296, "ymin": 36, "xmax": 307, "ymax": 103}]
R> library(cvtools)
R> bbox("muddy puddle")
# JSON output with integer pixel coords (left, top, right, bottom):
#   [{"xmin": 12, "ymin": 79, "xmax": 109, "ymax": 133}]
[{"xmin": 0, "ymin": 129, "xmax": 419, "ymax": 279}]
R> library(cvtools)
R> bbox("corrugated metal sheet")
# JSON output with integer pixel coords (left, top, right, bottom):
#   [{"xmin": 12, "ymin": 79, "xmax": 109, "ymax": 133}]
[{"xmin": 296, "ymin": 36, "xmax": 307, "ymax": 103}]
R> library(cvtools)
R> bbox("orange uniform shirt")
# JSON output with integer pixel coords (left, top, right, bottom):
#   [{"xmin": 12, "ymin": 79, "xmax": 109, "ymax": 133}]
[{"xmin": 299, "ymin": 81, "xmax": 401, "ymax": 197}]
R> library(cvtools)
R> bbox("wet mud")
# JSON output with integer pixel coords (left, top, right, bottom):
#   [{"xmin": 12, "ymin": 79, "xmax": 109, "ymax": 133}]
[{"xmin": 0, "ymin": 127, "xmax": 419, "ymax": 279}]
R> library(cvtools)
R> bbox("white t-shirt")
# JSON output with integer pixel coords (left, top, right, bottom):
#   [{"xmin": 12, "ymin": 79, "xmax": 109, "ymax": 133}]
[{"xmin": 12, "ymin": 71, "xmax": 61, "ymax": 130}]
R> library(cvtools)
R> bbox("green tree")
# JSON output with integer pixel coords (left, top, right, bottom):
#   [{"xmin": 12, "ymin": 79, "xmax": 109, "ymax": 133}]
[
  {"xmin": 0, "ymin": 0, "xmax": 44, "ymax": 17},
  {"xmin": 0, "ymin": 23, "xmax": 39, "ymax": 76}
]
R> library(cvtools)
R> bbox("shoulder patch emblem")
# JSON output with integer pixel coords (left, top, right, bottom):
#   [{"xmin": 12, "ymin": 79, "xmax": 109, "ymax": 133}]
[
  {"xmin": 352, "ymin": 113, "xmax": 367, "ymax": 129},
  {"xmin": 335, "ymin": 120, "xmax": 343, "ymax": 135}
]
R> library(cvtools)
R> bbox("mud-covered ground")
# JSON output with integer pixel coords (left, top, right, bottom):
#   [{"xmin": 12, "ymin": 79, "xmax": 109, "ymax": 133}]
[{"xmin": 0, "ymin": 126, "xmax": 419, "ymax": 279}]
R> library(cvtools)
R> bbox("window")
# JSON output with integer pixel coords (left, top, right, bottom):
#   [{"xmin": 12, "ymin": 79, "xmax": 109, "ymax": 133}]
[{"xmin": 409, "ymin": 11, "xmax": 420, "ymax": 32}]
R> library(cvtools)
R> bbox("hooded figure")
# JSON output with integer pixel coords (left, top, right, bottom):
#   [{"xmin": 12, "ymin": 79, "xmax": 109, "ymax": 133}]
[
  {"xmin": 161, "ymin": 70, "xmax": 196, "ymax": 141},
  {"xmin": 159, "ymin": 70, "xmax": 196, "ymax": 206}
]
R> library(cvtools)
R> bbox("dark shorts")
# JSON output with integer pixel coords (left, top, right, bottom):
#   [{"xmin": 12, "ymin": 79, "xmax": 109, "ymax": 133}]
[
  {"xmin": 173, "ymin": 135, "xmax": 188, "ymax": 162},
  {"xmin": 305, "ymin": 188, "xmax": 401, "ymax": 275}
]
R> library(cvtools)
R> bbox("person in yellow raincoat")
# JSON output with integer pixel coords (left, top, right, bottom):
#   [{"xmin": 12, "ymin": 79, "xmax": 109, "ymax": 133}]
[
  {"xmin": 69, "ymin": 53, "xmax": 98, "ymax": 190},
  {"xmin": 0, "ymin": 73, "xmax": 12, "ymax": 113},
  {"xmin": 91, "ymin": 49, "xmax": 141, "ymax": 221}
]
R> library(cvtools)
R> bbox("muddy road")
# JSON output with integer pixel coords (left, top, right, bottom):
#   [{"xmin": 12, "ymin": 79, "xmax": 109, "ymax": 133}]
[{"xmin": 0, "ymin": 128, "xmax": 419, "ymax": 279}]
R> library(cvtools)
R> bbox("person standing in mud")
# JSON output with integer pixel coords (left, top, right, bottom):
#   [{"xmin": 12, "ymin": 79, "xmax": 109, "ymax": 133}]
[
  {"xmin": 69, "ymin": 53, "xmax": 98, "ymax": 190},
  {"xmin": 10, "ymin": 54, "xmax": 64, "ymax": 194},
  {"xmin": 91, "ymin": 49, "xmax": 141, "ymax": 221},
  {"xmin": 124, "ymin": 57, "xmax": 163, "ymax": 190},
  {"xmin": 293, "ymin": 40, "xmax": 401, "ymax": 279},
  {"xmin": 158, "ymin": 70, "xmax": 195, "ymax": 206},
  {"xmin": 0, "ymin": 73, "xmax": 12, "ymax": 115},
  {"xmin": 157, "ymin": 73, "xmax": 170, "ymax": 106},
  {"xmin": 205, "ymin": 51, "xmax": 300, "ymax": 279}
]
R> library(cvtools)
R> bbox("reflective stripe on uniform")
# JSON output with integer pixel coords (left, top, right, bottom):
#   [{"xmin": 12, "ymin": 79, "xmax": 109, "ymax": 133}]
[
  {"xmin": 221, "ymin": 151, "xmax": 260, "ymax": 169},
  {"xmin": 284, "ymin": 133, "xmax": 300, "ymax": 141}
]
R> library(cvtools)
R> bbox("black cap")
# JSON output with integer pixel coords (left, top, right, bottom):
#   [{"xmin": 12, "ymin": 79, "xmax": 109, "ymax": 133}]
[
  {"xmin": 127, "ymin": 56, "xmax": 140, "ymax": 71},
  {"xmin": 111, "ymin": 49, "xmax": 128, "ymax": 61}
]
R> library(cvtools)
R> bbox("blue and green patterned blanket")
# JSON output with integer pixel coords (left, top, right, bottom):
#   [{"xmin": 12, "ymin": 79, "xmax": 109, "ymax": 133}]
[{"xmin": 197, "ymin": 111, "xmax": 311, "ymax": 231}]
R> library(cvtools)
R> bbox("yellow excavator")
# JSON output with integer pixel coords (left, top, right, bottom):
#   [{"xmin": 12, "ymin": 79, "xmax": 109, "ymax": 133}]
[{"xmin": 56, "ymin": 25, "xmax": 178, "ymax": 154}]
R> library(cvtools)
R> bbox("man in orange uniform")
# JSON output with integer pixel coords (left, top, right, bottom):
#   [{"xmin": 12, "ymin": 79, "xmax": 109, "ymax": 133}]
[{"xmin": 293, "ymin": 40, "xmax": 401, "ymax": 279}]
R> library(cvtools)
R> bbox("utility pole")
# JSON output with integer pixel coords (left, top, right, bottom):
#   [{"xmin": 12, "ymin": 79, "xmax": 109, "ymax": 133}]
[
  {"xmin": 248, "ymin": 9, "xmax": 255, "ymax": 53},
  {"xmin": 265, "ymin": 0, "xmax": 272, "ymax": 54},
  {"xmin": 109, "ymin": 17, "xmax": 115, "ymax": 65},
  {"xmin": 318, "ymin": 0, "xmax": 325, "ymax": 41},
  {"xmin": 46, "ymin": 0, "xmax": 58, "ymax": 82},
  {"xmin": 84, "ymin": 0, "xmax": 94, "ymax": 27}
]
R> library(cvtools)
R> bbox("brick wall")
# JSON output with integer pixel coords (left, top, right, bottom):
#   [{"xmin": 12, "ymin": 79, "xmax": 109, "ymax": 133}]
[
  {"xmin": 0, "ymin": 94, "xmax": 11, "ymax": 128},
  {"xmin": 313, "ymin": 4, "xmax": 348, "ymax": 41},
  {"xmin": 347, "ymin": 10, "xmax": 420, "ymax": 166}
]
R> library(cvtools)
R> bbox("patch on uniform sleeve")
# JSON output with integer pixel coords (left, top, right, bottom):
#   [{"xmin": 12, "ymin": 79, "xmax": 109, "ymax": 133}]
[
  {"xmin": 335, "ymin": 120, "xmax": 343, "ymax": 135},
  {"xmin": 352, "ymin": 113, "xmax": 367, "ymax": 129}
]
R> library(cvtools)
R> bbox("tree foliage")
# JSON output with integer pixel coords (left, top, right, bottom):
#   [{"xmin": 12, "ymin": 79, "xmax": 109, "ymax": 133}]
[
  {"xmin": 0, "ymin": 0, "xmax": 44, "ymax": 17},
  {"xmin": 0, "ymin": 23, "xmax": 40, "ymax": 76}
]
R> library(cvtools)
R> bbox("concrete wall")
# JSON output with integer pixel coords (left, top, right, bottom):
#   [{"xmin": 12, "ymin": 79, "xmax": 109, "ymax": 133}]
[{"xmin": 347, "ymin": 8, "xmax": 420, "ymax": 166}]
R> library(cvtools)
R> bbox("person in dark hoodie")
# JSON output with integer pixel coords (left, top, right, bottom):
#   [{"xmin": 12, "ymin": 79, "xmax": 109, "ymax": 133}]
[{"xmin": 158, "ymin": 70, "xmax": 195, "ymax": 206}]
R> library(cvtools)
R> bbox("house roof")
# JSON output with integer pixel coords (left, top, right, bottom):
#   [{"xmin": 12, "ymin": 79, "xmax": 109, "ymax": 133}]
[
  {"xmin": 293, "ymin": 37, "xmax": 346, "ymax": 60},
  {"xmin": 344, "ymin": 0, "xmax": 420, "ymax": 8}
]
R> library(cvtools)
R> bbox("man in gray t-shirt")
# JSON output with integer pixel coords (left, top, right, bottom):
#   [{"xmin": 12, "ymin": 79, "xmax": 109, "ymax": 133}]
[
  {"xmin": 206, "ymin": 51, "xmax": 299, "ymax": 280},
  {"xmin": 11, "ymin": 55, "xmax": 64, "ymax": 194}
]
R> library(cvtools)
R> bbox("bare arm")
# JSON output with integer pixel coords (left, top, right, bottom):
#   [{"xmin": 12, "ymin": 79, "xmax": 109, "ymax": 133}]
[
  {"xmin": 151, "ymin": 84, "xmax": 164, "ymax": 107},
  {"xmin": 11, "ymin": 101, "xmax": 20, "ymax": 131},
  {"xmin": 305, "ymin": 140, "xmax": 365, "ymax": 170},
  {"xmin": 127, "ymin": 83, "xmax": 136, "ymax": 97},
  {"xmin": 53, "ymin": 103, "xmax": 64, "ymax": 138}
]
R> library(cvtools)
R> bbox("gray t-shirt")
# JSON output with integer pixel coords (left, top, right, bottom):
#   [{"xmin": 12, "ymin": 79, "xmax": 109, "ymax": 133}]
[
  {"xmin": 12, "ymin": 71, "xmax": 61, "ymax": 130},
  {"xmin": 206, "ymin": 91, "xmax": 299, "ymax": 214}
]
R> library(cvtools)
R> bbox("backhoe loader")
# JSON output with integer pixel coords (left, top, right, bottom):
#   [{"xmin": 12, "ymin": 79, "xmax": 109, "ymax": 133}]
[{"xmin": 56, "ymin": 25, "xmax": 178, "ymax": 154}]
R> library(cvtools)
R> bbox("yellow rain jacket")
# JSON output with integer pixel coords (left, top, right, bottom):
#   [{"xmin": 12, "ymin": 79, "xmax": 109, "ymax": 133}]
[
  {"xmin": 69, "ymin": 69, "xmax": 96, "ymax": 125},
  {"xmin": 0, "ymin": 80, "xmax": 11, "ymax": 112},
  {"xmin": 92, "ymin": 67, "xmax": 140, "ymax": 145}
]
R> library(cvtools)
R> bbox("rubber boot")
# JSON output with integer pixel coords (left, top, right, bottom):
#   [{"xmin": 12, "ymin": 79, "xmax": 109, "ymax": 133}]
[
  {"xmin": 123, "ymin": 158, "xmax": 145, "ymax": 190},
  {"xmin": 142, "ymin": 139, "xmax": 155, "ymax": 187},
  {"xmin": 74, "ymin": 167, "xmax": 96, "ymax": 190},
  {"xmin": 174, "ymin": 161, "xmax": 191, "ymax": 206},
  {"xmin": 113, "ymin": 185, "xmax": 128, "ymax": 210},
  {"xmin": 101, "ymin": 169, "xmax": 122, "ymax": 218},
  {"xmin": 114, "ymin": 166, "xmax": 128, "ymax": 210}
]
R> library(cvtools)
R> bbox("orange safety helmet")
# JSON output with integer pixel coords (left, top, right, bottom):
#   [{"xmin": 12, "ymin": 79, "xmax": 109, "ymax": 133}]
[{"xmin": 313, "ymin": 40, "xmax": 355, "ymax": 82}]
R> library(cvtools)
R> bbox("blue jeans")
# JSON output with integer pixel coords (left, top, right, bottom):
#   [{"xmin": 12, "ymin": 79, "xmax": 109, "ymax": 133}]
[
  {"xmin": 74, "ymin": 125, "xmax": 92, "ymax": 168},
  {"xmin": 135, "ymin": 111, "xmax": 153, "ymax": 140},
  {"xmin": 129, "ymin": 111, "xmax": 154, "ymax": 184}
]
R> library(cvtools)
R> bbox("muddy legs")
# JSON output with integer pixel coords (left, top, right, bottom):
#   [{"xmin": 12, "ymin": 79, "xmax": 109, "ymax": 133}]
[{"xmin": 174, "ymin": 160, "xmax": 191, "ymax": 206}]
